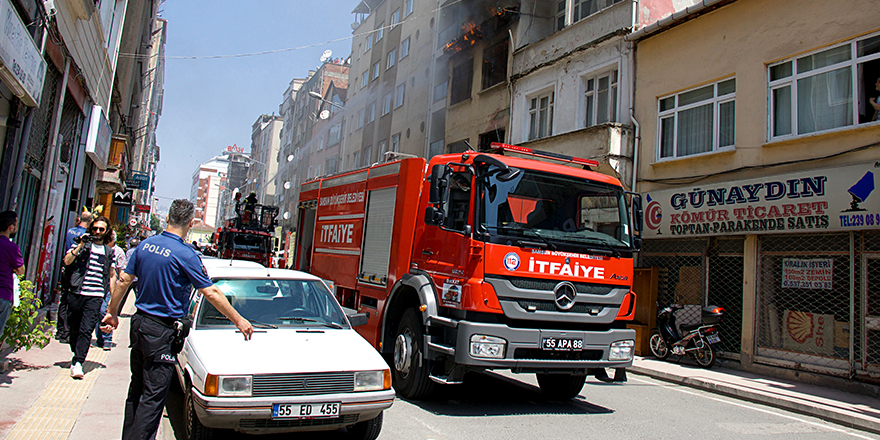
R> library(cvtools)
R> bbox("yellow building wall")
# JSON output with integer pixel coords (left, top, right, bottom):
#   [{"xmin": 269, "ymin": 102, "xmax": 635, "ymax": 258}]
[{"xmin": 633, "ymin": 0, "xmax": 880, "ymax": 194}]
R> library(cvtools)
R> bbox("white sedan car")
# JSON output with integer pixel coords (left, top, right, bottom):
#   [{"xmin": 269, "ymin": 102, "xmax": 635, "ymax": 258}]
[{"xmin": 176, "ymin": 264, "xmax": 394, "ymax": 439}]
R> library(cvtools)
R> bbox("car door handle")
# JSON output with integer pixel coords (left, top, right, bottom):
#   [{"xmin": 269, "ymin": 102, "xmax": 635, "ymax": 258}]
[{"xmin": 422, "ymin": 249, "xmax": 433, "ymax": 256}]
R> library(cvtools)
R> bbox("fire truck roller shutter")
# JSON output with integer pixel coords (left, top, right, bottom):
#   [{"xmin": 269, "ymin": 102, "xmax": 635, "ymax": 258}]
[{"xmin": 360, "ymin": 187, "xmax": 397, "ymax": 284}]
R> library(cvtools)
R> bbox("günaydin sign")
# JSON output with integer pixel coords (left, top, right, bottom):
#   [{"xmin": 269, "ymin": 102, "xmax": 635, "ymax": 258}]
[{"xmin": 642, "ymin": 162, "xmax": 879, "ymax": 238}]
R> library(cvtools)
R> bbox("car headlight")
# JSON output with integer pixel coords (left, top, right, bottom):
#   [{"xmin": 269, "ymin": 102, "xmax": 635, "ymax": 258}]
[
  {"xmin": 609, "ymin": 340, "xmax": 634, "ymax": 361},
  {"xmin": 206, "ymin": 375, "xmax": 252, "ymax": 397},
  {"xmin": 470, "ymin": 334, "xmax": 506, "ymax": 359},
  {"xmin": 354, "ymin": 370, "xmax": 391, "ymax": 391}
]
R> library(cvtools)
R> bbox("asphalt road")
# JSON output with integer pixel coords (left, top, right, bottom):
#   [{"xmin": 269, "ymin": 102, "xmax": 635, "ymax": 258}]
[{"xmin": 160, "ymin": 371, "xmax": 880, "ymax": 440}]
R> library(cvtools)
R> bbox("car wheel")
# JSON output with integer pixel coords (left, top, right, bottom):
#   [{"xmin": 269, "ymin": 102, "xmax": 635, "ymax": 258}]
[
  {"xmin": 536, "ymin": 373, "xmax": 587, "ymax": 400},
  {"xmin": 348, "ymin": 411, "xmax": 383, "ymax": 440},
  {"xmin": 392, "ymin": 309, "xmax": 435, "ymax": 400},
  {"xmin": 185, "ymin": 387, "xmax": 213, "ymax": 440}
]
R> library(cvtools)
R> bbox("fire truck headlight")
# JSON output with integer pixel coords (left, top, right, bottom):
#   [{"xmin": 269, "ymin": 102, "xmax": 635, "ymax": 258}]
[
  {"xmin": 609, "ymin": 340, "xmax": 634, "ymax": 361},
  {"xmin": 469, "ymin": 335, "xmax": 506, "ymax": 359}
]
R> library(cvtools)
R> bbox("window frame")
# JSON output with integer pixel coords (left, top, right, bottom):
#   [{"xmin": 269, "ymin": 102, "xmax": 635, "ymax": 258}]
[
  {"xmin": 481, "ymin": 38, "xmax": 509, "ymax": 90},
  {"xmin": 527, "ymin": 89, "xmax": 555, "ymax": 141},
  {"xmin": 401, "ymin": 37, "xmax": 410, "ymax": 59},
  {"xmin": 391, "ymin": 133, "xmax": 401, "ymax": 152},
  {"xmin": 768, "ymin": 32, "xmax": 880, "ymax": 140},
  {"xmin": 383, "ymin": 93, "xmax": 392, "ymax": 115},
  {"xmin": 582, "ymin": 67, "xmax": 619, "ymax": 128},
  {"xmin": 376, "ymin": 23, "xmax": 384, "ymax": 41},
  {"xmin": 405, "ymin": 0, "xmax": 413, "ymax": 17},
  {"xmin": 368, "ymin": 102, "xmax": 376, "ymax": 123},
  {"xmin": 656, "ymin": 77, "xmax": 737, "ymax": 161},
  {"xmin": 372, "ymin": 62, "xmax": 380, "ymax": 80},
  {"xmin": 395, "ymin": 83, "xmax": 406, "ymax": 108},
  {"xmin": 391, "ymin": 9, "xmax": 400, "ymax": 29},
  {"xmin": 387, "ymin": 48, "xmax": 397, "ymax": 70}
]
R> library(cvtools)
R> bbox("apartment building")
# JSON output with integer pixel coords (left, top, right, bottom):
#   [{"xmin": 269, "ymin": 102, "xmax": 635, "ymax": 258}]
[
  {"xmin": 190, "ymin": 157, "xmax": 229, "ymax": 228},
  {"xmin": 246, "ymin": 114, "xmax": 283, "ymax": 206}
]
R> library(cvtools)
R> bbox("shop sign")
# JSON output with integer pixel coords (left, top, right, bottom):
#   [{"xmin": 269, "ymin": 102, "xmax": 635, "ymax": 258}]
[
  {"xmin": 0, "ymin": 0, "xmax": 46, "ymax": 107},
  {"xmin": 113, "ymin": 191, "xmax": 132, "ymax": 206},
  {"xmin": 126, "ymin": 171, "xmax": 150, "ymax": 190},
  {"xmin": 782, "ymin": 258, "xmax": 832, "ymax": 290},
  {"xmin": 783, "ymin": 310, "xmax": 834, "ymax": 356},
  {"xmin": 85, "ymin": 105, "xmax": 111, "ymax": 169},
  {"xmin": 133, "ymin": 204, "xmax": 151, "ymax": 214},
  {"xmin": 642, "ymin": 162, "xmax": 879, "ymax": 238}
]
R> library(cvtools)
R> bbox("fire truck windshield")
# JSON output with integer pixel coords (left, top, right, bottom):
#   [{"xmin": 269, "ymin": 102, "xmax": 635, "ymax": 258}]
[
  {"xmin": 232, "ymin": 233, "xmax": 269, "ymax": 253},
  {"xmin": 479, "ymin": 169, "xmax": 631, "ymax": 250}
]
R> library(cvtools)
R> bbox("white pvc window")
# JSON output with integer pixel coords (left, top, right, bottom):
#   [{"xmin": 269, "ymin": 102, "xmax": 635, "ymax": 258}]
[
  {"xmin": 528, "ymin": 91, "xmax": 554, "ymax": 141},
  {"xmin": 584, "ymin": 69, "xmax": 618, "ymax": 127},
  {"xmin": 658, "ymin": 78, "xmax": 736, "ymax": 159}
]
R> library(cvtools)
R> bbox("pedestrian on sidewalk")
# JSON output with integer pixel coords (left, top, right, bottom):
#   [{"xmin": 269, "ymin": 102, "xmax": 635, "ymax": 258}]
[
  {"xmin": 101, "ymin": 199, "xmax": 253, "ymax": 440},
  {"xmin": 0, "ymin": 211, "xmax": 25, "ymax": 338},
  {"xmin": 94, "ymin": 230, "xmax": 126, "ymax": 351},
  {"xmin": 57, "ymin": 211, "xmax": 93, "ymax": 343},
  {"xmin": 61, "ymin": 215, "xmax": 116, "ymax": 379}
]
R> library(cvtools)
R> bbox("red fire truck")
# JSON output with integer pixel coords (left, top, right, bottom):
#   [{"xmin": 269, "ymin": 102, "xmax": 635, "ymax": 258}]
[
  {"xmin": 214, "ymin": 203, "xmax": 279, "ymax": 267},
  {"xmin": 294, "ymin": 143, "xmax": 642, "ymax": 399}
]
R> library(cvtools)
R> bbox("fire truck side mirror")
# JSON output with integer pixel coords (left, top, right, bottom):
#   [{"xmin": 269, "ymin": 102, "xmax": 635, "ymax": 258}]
[
  {"xmin": 429, "ymin": 164, "xmax": 447, "ymax": 205},
  {"xmin": 424, "ymin": 206, "xmax": 444, "ymax": 226},
  {"xmin": 632, "ymin": 195, "xmax": 644, "ymax": 232}
]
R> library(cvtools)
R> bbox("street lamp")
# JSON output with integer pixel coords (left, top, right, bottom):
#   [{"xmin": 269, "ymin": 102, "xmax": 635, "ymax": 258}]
[{"xmin": 309, "ymin": 91, "xmax": 343, "ymax": 109}]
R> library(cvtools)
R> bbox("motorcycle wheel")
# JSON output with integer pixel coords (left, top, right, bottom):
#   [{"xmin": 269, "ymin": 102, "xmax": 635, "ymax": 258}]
[
  {"xmin": 693, "ymin": 342, "xmax": 716, "ymax": 368},
  {"xmin": 649, "ymin": 333, "xmax": 669, "ymax": 360}
]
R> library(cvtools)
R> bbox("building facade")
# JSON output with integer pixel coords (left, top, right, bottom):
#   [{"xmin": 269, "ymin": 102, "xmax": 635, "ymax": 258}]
[
  {"xmin": 190, "ymin": 157, "xmax": 228, "ymax": 228},
  {"xmin": 631, "ymin": 0, "xmax": 880, "ymax": 384},
  {"xmin": 245, "ymin": 114, "xmax": 283, "ymax": 206}
]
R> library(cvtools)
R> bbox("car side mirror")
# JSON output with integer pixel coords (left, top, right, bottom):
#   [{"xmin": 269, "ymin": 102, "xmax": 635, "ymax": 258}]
[
  {"xmin": 348, "ymin": 312, "xmax": 369, "ymax": 327},
  {"xmin": 424, "ymin": 206, "xmax": 444, "ymax": 226},
  {"xmin": 429, "ymin": 165, "xmax": 446, "ymax": 204}
]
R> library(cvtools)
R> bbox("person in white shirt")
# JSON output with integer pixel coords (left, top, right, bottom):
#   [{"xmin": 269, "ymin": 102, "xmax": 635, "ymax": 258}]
[{"xmin": 95, "ymin": 230, "xmax": 126, "ymax": 350}]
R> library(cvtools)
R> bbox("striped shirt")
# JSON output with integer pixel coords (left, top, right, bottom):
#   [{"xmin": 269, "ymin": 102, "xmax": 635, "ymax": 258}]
[{"xmin": 70, "ymin": 243, "xmax": 107, "ymax": 297}]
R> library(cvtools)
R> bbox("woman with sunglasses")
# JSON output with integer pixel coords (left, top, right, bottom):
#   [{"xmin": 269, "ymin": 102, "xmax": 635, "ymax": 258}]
[{"xmin": 61, "ymin": 215, "xmax": 117, "ymax": 379}]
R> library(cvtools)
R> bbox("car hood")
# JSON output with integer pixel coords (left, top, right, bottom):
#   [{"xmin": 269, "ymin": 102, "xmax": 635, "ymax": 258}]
[{"xmin": 187, "ymin": 328, "xmax": 390, "ymax": 375}]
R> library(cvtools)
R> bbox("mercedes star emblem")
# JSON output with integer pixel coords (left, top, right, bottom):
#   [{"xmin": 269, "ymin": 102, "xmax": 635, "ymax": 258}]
[{"xmin": 553, "ymin": 282, "xmax": 577, "ymax": 311}]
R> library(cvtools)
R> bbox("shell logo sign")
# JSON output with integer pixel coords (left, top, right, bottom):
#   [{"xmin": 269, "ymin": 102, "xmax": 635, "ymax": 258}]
[{"xmin": 782, "ymin": 310, "xmax": 833, "ymax": 356}]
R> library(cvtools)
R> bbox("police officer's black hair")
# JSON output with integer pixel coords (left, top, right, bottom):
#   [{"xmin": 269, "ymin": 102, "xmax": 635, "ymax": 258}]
[
  {"xmin": 0, "ymin": 210, "xmax": 17, "ymax": 232},
  {"xmin": 168, "ymin": 199, "xmax": 195, "ymax": 227}
]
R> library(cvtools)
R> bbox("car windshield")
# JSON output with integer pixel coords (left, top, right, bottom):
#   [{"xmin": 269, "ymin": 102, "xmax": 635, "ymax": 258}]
[
  {"xmin": 480, "ymin": 168, "xmax": 631, "ymax": 248},
  {"xmin": 197, "ymin": 278, "xmax": 348, "ymax": 328}
]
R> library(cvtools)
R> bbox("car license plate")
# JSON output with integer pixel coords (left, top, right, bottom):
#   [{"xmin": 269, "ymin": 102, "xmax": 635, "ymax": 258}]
[
  {"xmin": 706, "ymin": 334, "xmax": 720, "ymax": 344},
  {"xmin": 272, "ymin": 402, "xmax": 340, "ymax": 419},
  {"xmin": 542, "ymin": 337, "xmax": 583, "ymax": 351}
]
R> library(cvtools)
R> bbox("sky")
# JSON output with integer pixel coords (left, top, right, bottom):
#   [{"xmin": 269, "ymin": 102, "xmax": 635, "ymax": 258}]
[{"xmin": 153, "ymin": 1, "xmax": 358, "ymax": 208}]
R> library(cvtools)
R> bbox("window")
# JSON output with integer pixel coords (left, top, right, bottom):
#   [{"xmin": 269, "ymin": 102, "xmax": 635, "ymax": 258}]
[
  {"xmin": 391, "ymin": 133, "xmax": 401, "ymax": 152},
  {"xmin": 387, "ymin": 48, "xmax": 396, "ymax": 69},
  {"xmin": 450, "ymin": 58, "xmax": 474, "ymax": 105},
  {"xmin": 658, "ymin": 78, "xmax": 736, "ymax": 159},
  {"xmin": 482, "ymin": 39, "xmax": 509, "ymax": 90},
  {"xmin": 378, "ymin": 140, "xmax": 387, "ymax": 160},
  {"xmin": 365, "ymin": 34, "xmax": 372, "ymax": 53},
  {"xmin": 584, "ymin": 69, "xmax": 618, "ymax": 127},
  {"xmin": 391, "ymin": 9, "xmax": 400, "ymax": 29},
  {"xmin": 363, "ymin": 146, "xmax": 372, "ymax": 167},
  {"xmin": 528, "ymin": 91, "xmax": 555, "ymax": 140},
  {"xmin": 358, "ymin": 109, "xmax": 365, "ymax": 129},
  {"xmin": 329, "ymin": 123, "xmax": 342, "ymax": 145},
  {"xmin": 434, "ymin": 81, "xmax": 448, "ymax": 103},
  {"xmin": 405, "ymin": 0, "xmax": 413, "ymax": 16},
  {"xmin": 770, "ymin": 33, "xmax": 880, "ymax": 138},
  {"xmin": 368, "ymin": 102, "xmax": 376, "ymax": 123},
  {"xmin": 401, "ymin": 37, "xmax": 411, "ymax": 59},
  {"xmin": 353, "ymin": 151, "xmax": 361, "ymax": 169},
  {"xmin": 383, "ymin": 93, "xmax": 392, "ymax": 115},
  {"xmin": 326, "ymin": 156, "xmax": 338, "ymax": 175},
  {"xmin": 396, "ymin": 83, "xmax": 406, "ymax": 108},
  {"xmin": 372, "ymin": 62, "xmax": 380, "ymax": 80},
  {"xmin": 318, "ymin": 135, "xmax": 324, "ymax": 150},
  {"xmin": 556, "ymin": 0, "xmax": 566, "ymax": 31},
  {"xmin": 362, "ymin": 71, "xmax": 368, "ymax": 88},
  {"xmin": 376, "ymin": 23, "xmax": 384, "ymax": 41}
]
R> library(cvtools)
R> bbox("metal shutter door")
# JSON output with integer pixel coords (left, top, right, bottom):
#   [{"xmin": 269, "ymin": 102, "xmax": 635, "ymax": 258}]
[{"xmin": 360, "ymin": 187, "xmax": 397, "ymax": 283}]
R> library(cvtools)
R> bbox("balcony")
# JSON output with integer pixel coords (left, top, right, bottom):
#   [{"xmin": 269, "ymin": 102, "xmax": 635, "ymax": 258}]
[
  {"xmin": 96, "ymin": 136, "xmax": 130, "ymax": 194},
  {"xmin": 520, "ymin": 123, "xmax": 634, "ymax": 189}
]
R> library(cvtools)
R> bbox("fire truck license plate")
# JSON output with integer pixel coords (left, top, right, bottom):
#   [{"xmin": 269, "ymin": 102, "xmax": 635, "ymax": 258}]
[
  {"xmin": 272, "ymin": 402, "xmax": 340, "ymax": 419},
  {"xmin": 542, "ymin": 338, "xmax": 583, "ymax": 351}
]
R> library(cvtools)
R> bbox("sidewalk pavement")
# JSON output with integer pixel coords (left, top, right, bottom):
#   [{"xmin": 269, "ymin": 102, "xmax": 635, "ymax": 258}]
[
  {"xmin": 2, "ymin": 306, "xmax": 880, "ymax": 438},
  {"xmin": 630, "ymin": 355, "xmax": 880, "ymax": 435}
]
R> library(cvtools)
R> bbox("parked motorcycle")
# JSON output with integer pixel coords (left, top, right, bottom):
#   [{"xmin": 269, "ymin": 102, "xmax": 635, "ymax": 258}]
[{"xmin": 649, "ymin": 304, "xmax": 725, "ymax": 368}]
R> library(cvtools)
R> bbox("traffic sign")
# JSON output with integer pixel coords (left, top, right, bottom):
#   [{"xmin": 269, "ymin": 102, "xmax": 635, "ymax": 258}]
[{"xmin": 128, "ymin": 218, "xmax": 137, "ymax": 227}]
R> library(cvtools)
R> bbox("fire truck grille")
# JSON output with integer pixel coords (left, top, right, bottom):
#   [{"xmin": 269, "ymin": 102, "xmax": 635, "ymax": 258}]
[
  {"xmin": 513, "ymin": 348, "xmax": 604, "ymax": 361},
  {"xmin": 251, "ymin": 372, "xmax": 354, "ymax": 397},
  {"xmin": 506, "ymin": 278, "xmax": 616, "ymax": 295},
  {"xmin": 514, "ymin": 299, "xmax": 603, "ymax": 314},
  {"xmin": 239, "ymin": 414, "xmax": 358, "ymax": 429}
]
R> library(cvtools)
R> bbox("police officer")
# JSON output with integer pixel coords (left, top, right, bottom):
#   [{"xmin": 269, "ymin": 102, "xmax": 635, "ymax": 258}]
[{"xmin": 101, "ymin": 199, "xmax": 253, "ymax": 440}]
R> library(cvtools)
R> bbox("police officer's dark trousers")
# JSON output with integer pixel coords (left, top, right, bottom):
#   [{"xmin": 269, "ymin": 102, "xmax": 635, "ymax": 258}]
[{"xmin": 122, "ymin": 312, "xmax": 176, "ymax": 440}]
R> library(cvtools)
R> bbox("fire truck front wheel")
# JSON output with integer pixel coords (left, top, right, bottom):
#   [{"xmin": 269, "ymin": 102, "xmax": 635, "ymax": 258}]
[
  {"xmin": 392, "ymin": 309, "xmax": 435, "ymax": 399},
  {"xmin": 536, "ymin": 373, "xmax": 587, "ymax": 400}
]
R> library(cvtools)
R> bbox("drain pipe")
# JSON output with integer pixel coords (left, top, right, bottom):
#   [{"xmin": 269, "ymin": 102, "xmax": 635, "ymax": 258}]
[{"xmin": 629, "ymin": 108, "xmax": 639, "ymax": 192}]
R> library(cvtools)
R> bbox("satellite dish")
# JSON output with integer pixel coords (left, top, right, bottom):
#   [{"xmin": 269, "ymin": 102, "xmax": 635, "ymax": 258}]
[
  {"xmin": 320, "ymin": 49, "xmax": 333, "ymax": 63},
  {"xmin": 319, "ymin": 110, "xmax": 331, "ymax": 120},
  {"xmin": 283, "ymin": 211, "xmax": 291, "ymax": 220},
  {"xmin": 284, "ymin": 182, "xmax": 292, "ymax": 190}
]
